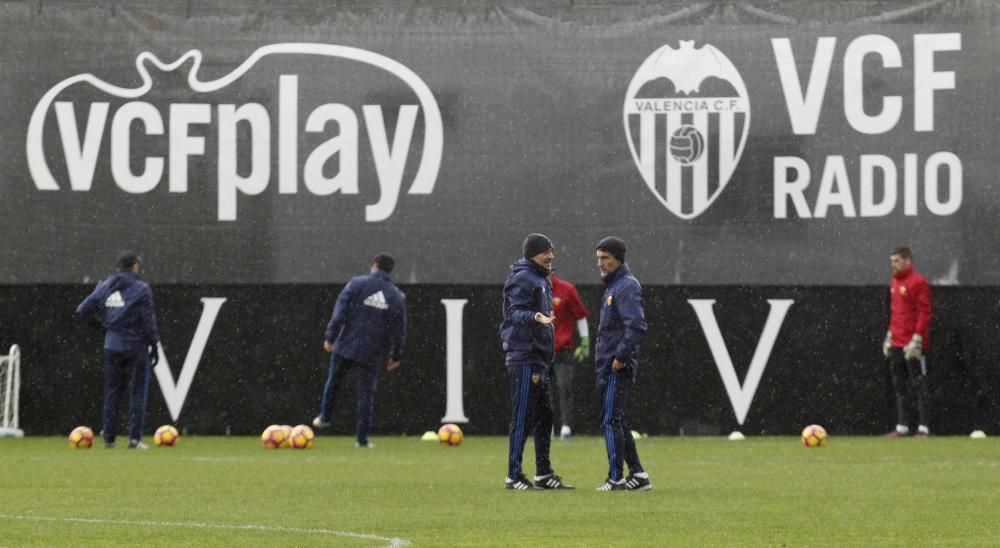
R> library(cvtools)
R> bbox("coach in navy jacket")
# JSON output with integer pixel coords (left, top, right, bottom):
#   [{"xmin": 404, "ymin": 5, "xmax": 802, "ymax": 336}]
[
  {"xmin": 499, "ymin": 234, "xmax": 573, "ymax": 491},
  {"xmin": 314, "ymin": 253, "xmax": 406, "ymax": 448},
  {"xmin": 593, "ymin": 237, "xmax": 652, "ymax": 492},
  {"xmin": 594, "ymin": 264, "xmax": 647, "ymax": 375},
  {"xmin": 75, "ymin": 251, "xmax": 159, "ymax": 449},
  {"xmin": 500, "ymin": 260, "xmax": 555, "ymax": 368}
]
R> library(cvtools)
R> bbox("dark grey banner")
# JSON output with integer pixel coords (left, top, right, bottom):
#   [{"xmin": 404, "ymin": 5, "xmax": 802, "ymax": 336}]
[
  {"xmin": 3, "ymin": 284, "xmax": 997, "ymax": 436},
  {"xmin": 0, "ymin": 3, "xmax": 995, "ymax": 284}
]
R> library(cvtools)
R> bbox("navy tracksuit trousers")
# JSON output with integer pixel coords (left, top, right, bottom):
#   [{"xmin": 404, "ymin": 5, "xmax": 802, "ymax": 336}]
[
  {"xmin": 507, "ymin": 363, "xmax": 553, "ymax": 480},
  {"xmin": 318, "ymin": 353, "xmax": 379, "ymax": 445},
  {"xmin": 102, "ymin": 349, "xmax": 151, "ymax": 444},
  {"xmin": 598, "ymin": 369, "xmax": 644, "ymax": 481}
]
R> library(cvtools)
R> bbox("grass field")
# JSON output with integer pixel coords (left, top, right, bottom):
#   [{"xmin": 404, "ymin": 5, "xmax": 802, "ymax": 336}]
[{"xmin": 1, "ymin": 434, "xmax": 998, "ymax": 546}]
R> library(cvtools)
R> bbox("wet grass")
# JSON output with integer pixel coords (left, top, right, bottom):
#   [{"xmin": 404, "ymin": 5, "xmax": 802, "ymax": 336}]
[{"xmin": 1, "ymin": 434, "xmax": 998, "ymax": 546}]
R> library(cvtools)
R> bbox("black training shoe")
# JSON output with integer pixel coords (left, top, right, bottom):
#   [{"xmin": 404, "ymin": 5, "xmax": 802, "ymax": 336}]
[
  {"xmin": 505, "ymin": 475, "xmax": 541, "ymax": 490},
  {"xmin": 625, "ymin": 473, "xmax": 653, "ymax": 491},
  {"xmin": 596, "ymin": 478, "xmax": 626, "ymax": 492},
  {"xmin": 127, "ymin": 439, "xmax": 148, "ymax": 450},
  {"xmin": 534, "ymin": 474, "xmax": 575, "ymax": 490},
  {"xmin": 104, "ymin": 441, "xmax": 115, "ymax": 449}
]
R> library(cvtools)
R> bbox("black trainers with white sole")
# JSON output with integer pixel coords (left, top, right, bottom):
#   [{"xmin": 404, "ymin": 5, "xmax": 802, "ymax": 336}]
[
  {"xmin": 534, "ymin": 474, "xmax": 575, "ymax": 490},
  {"xmin": 625, "ymin": 473, "xmax": 652, "ymax": 491},
  {"xmin": 505, "ymin": 475, "xmax": 541, "ymax": 490},
  {"xmin": 596, "ymin": 478, "xmax": 627, "ymax": 492}
]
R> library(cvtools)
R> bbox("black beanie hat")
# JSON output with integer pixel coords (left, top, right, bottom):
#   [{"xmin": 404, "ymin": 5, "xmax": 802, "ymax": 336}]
[
  {"xmin": 596, "ymin": 236, "xmax": 626, "ymax": 262},
  {"xmin": 523, "ymin": 233, "xmax": 553, "ymax": 259}
]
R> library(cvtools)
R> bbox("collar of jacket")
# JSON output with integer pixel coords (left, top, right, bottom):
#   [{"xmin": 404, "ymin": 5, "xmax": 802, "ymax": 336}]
[
  {"xmin": 603, "ymin": 262, "xmax": 631, "ymax": 287},
  {"xmin": 515, "ymin": 257, "xmax": 551, "ymax": 279},
  {"xmin": 371, "ymin": 269, "xmax": 393, "ymax": 282},
  {"xmin": 892, "ymin": 265, "xmax": 914, "ymax": 280}
]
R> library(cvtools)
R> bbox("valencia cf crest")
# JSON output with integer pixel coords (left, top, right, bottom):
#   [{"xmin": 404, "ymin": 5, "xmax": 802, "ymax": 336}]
[
  {"xmin": 531, "ymin": 374, "xmax": 541, "ymax": 385},
  {"xmin": 624, "ymin": 41, "xmax": 750, "ymax": 219}
]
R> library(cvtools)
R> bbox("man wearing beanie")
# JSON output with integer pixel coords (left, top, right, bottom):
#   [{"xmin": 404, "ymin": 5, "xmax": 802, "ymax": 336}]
[
  {"xmin": 499, "ymin": 233, "xmax": 574, "ymax": 490},
  {"xmin": 593, "ymin": 237, "xmax": 652, "ymax": 491}
]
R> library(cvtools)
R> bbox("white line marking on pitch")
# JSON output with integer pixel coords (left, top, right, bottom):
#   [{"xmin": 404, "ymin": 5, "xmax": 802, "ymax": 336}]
[{"xmin": 0, "ymin": 514, "xmax": 410, "ymax": 547}]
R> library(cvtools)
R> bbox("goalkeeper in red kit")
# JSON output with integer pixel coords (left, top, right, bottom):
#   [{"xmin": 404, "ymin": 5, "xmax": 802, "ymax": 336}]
[
  {"xmin": 549, "ymin": 273, "xmax": 590, "ymax": 440},
  {"xmin": 882, "ymin": 247, "xmax": 933, "ymax": 438}
]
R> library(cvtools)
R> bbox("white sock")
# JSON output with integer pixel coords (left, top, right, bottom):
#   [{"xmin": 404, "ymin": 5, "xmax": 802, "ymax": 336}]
[
  {"xmin": 560, "ymin": 425, "xmax": 571, "ymax": 436},
  {"xmin": 917, "ymin": 425, "xmax": 930, "ymax": 434},
  {"xmin": 633, "ymin": 472, "xmax": 649, "ymax": 479},
  {"xmin": 896, "ymin": 424, "xmax": 910, "ymax": 434}
]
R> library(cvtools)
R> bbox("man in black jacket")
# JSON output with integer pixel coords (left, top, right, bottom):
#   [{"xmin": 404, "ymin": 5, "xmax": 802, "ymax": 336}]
[
  {"xmin": 75, "ymin": 251, "xmax": 160, "ymax": 450},
  {"xmin": 499, "ymin": 234, "xmax": 574, "ymax": 491}
]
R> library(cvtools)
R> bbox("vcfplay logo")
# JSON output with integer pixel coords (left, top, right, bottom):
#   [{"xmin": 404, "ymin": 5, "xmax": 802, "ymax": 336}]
[
  {"xmin": 624, "ymin": 41, "xmax": 750, "ymax": 219},
  {"xmin": 26, "ymin": 43, "xmax": 443, "ymax": 222}
]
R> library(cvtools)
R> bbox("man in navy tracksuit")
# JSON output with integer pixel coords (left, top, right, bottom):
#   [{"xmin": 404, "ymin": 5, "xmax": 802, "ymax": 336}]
[
  {"xmin": 313, "ymin": 253, "xmax": 406, "ymax": 448},
  {"xmin": 594, "ymin": 237, "xmax": 651, "ymax": 491},
  {"xmin": 75, "ymin": 251, "xmax": 160, "ymax": 449},
  {"xmin": 500, "ymin": 233, "xmax": 573, "ymax": 490}
]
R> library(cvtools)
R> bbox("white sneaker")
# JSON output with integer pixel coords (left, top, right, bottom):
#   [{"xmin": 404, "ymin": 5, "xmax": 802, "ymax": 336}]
[{"xmin": 127, "ymin": 439, "xmax": 148, "ymax": 450}]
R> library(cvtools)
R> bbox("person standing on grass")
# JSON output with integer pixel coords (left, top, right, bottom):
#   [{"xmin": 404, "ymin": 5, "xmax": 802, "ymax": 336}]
[
  {"xmin": 501, "ymin": 233, "xmax": 574, "ymax": 490},
  {"xmin": 549, "ymin": 272, "xmax": 590, "ymax": 441},
  {"xmin": 883, "ymin": 246, "xmax": 933, "ymax": 438},
  {"xmin": 593, "ymin": 237, "xmax": 651, "ymax": 491},
  {"xmin": 75, "ymin": 251, "xmax": 160, "ymax": 450},
  {"xmin": 313, "ymin": 253, "xmax": 406, "ymax": 448}
]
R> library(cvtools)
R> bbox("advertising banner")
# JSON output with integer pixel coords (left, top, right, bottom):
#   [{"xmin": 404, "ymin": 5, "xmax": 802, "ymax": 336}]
[{"xmin": 0, "ymin": 4, "xmax": 995, "ymax": 284}]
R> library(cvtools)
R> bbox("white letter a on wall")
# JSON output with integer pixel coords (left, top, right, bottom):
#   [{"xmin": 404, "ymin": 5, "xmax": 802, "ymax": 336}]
[
  {"xmin": 153, "ymin": 297, "xmax": 227, "ymax": 421},
  {"xmin": 688, "ymin": 299, "xmax": 794, "ymax": 425}
]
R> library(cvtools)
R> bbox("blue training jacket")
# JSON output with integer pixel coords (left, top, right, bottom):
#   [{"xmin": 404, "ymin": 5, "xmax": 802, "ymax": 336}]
[
  {"xmin": 595, "ymin": 263, "xmax": 647, "ymax": 374},
  {"xmin": 325, "ymin": 269, "xmax": 407, "ymax": 367},
  {"xmin": 75, "ymin": 271, "xmax": 160, "ymax": 353},
  {"xmin": 500, "ymin": 258, "xmax": 555, "ymax": 367}
]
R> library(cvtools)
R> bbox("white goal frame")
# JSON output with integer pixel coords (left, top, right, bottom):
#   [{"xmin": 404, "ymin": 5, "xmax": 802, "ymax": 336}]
[{"xmin": 0, "ymin": 344, "xmax": 23, "ymax": 438}]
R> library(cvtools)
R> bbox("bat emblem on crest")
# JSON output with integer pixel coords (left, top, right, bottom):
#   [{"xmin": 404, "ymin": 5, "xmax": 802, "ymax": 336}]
[{"xmin": 624, "ymin": 41, "xmax": 750, "ymax": 219}]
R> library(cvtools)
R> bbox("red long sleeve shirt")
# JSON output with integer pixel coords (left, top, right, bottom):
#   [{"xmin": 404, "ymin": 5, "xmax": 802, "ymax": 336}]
[
  {"xmin": 550, "ymin": 274, "xmax": 588, "ymax": 353},
  {"xmin": 889, "ymin": 265, "xmax": 932, "ymax": 348}
]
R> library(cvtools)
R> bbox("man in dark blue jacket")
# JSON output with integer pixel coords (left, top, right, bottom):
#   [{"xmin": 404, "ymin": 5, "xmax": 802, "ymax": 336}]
[
  {"xmin": 75, "ymin": 251, "xmax": 160, "ymax": 449},
  {"xmin": 313, "ymin": 253, "xmax": 406, "ymax": 448},
  {"xmin": 500, "ymin": 233, "xmax": 573, "ymax": 490},
  {"xmin": 593, "ymin": 237, "xmax": 651, "ymax": 491}
]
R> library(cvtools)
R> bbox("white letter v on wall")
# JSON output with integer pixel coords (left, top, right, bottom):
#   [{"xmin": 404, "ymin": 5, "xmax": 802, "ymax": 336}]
[
  {"xmin": 153, "ymin": 297, "xmax": 227, "ymax": 422},
  {"xmin": 688, "ymin": 299, "xmax": 794, "ymax": 425}
]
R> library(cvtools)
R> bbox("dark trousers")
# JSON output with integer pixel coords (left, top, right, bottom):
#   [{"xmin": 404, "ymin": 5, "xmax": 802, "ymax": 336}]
[
  {"xmin": 318, "ymin": 353, "xmax": 379, "ymax": 445},
  {"xmin": 102, "ymin": 349, "xmax": 151, "ymax": 444},
  {"xmin": 507, "ymin": 363, "xmax": 553, "ymax": 479},
  {"xmin": 552, "ymin": 351, "xmax": 576, "ymax": 428},
  {"xmin": 889, "ymin": 348, "xmax": 931, "ymax": 428},
  {"xmin": 597, "ymin": 369, "xmax": 643, "ymax": 481}
]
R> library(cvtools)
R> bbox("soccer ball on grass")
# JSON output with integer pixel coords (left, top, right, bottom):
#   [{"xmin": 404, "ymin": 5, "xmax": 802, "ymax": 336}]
[
  {"xmin": 289, "ymin": 424, "xmax": 315, "ymax": 449},
  {"xmin": 261, "ymin": 424, "xmax": 288, "ymax": 449},
  {"xmin": 68, "ymin": 426, "xmax": 94, "ymax": 449},
  {"xmin": 801, "ymin": 424, "xmax": 829, "ymax": 447},
  {"xmin": 438, "ymin": 423, "xmax": 463, "ymax": 446},
  {"xmin": 154, "ymin": 425, "xmax": 180, "ymax": 447}
]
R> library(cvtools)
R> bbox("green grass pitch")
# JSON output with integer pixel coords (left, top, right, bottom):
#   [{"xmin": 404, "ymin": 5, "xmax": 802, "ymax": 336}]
[{"xmin": 1, "ymin": 434, "xmax": 998, "ymax": 546}]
